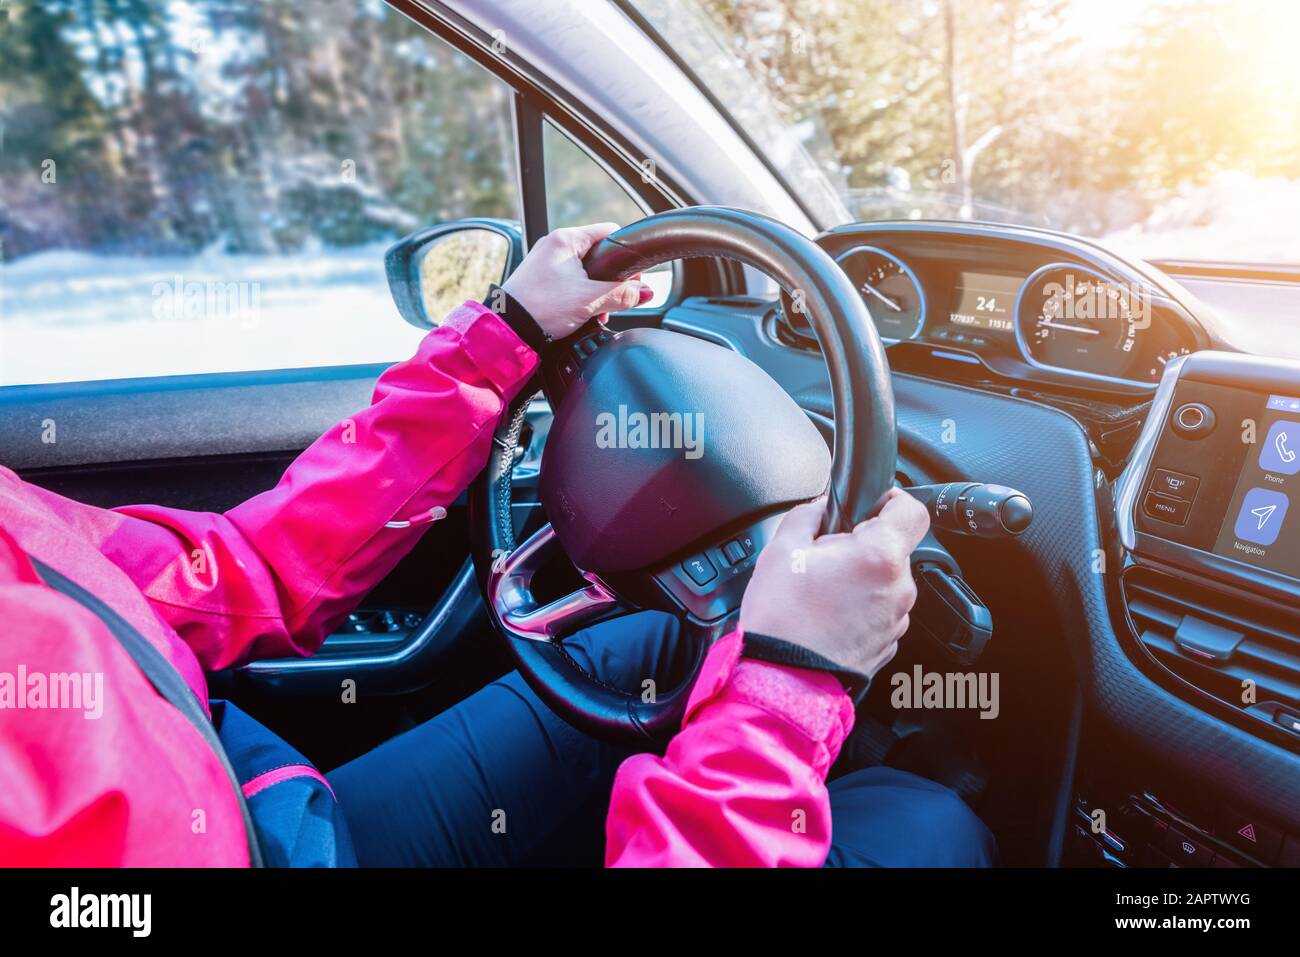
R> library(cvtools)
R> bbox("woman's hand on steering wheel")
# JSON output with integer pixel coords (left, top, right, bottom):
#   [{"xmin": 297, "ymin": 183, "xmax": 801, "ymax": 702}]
[
  {"xmin": 739, "ymin": 488, "xmax": 930, "ymax": 681},
  {"xmin": 474, "ymin": 206, "xmax": 898, "ymax": 744},
  {"xmin": 501, "ymin": 223, "xmax": 653, "ymax": 340}
]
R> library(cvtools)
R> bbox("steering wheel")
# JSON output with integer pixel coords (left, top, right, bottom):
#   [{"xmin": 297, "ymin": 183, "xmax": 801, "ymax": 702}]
[{"xmin": 468, "ymin": 206, "xmax": 896, "ymax": 746}]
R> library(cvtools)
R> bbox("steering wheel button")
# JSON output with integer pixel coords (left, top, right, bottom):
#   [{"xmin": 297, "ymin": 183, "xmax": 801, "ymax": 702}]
[
  {"xmin": 681, "ymin": 554, "xmax": 717, "ymax": 586},
  {"xmin": 722, "ymin": 540, "xmax": 747, "ymax": 565}
]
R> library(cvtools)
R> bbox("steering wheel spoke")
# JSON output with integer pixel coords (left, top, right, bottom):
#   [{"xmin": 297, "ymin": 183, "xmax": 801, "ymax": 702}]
[{"xmin": 489, "ymin": 523, "xmax": 629, "ymax": 642}]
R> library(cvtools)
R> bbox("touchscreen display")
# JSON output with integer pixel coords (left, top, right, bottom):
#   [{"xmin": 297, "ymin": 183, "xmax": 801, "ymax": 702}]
[
  {"xmin": 1212, "ymin": 393, "xmax": 1300, "ymax": 577},
  {"xmin": 949, "ymin": 272, "xmax": 1020, "ymax": 333}
]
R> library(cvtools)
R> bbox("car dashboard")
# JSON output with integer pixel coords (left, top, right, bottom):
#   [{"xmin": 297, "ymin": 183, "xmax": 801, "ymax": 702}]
[
  {"xmin": 774, "ymin": 220, "xmax": 1212, "ymax": 396},
  {"xmin": 662, "ymin": 219, "xmax": 1300, "ymax": 865}
]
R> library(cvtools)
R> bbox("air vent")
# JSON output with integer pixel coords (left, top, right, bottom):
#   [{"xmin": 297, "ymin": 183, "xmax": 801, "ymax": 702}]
[{"xmin": 1123, "ymin": 567, "xmax": 1300, "ymax": 728}]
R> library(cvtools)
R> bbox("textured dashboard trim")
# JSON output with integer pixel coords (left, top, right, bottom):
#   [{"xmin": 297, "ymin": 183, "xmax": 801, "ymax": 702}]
[{"xmin": 813, "ymin": 373, "xmax": 1300, "ymax": 825}]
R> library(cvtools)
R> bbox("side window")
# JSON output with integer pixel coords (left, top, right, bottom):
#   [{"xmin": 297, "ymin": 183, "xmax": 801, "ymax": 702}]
[
  {"xmin": 0, "ymin": 1, "xmax": 520, "ymax": 386},
  {"xmin": 542, "ymin": 123, "xmax": 674, "ymax": 308}
]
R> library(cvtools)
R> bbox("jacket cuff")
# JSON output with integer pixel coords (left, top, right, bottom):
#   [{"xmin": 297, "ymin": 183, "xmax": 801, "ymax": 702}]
[
  {"xmin": 683, "ymin": 630, "xmax": 856, "ymax": 761},
  {"xmin": 485, "ymin": 284, "xmax": 551, "ymax": 355},
  {"xmin": 441, "ymin": 301, "xmax": 539, "ymax": 399},
  {"xmin": 740, "ymin": 631, "xmax": 870, "ymax": 701}
]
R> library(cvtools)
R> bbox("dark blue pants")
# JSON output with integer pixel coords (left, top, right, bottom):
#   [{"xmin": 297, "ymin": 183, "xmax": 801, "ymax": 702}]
[{"xmin": 328, "ymin": 612, "xmax": 995, "ymax": 867}]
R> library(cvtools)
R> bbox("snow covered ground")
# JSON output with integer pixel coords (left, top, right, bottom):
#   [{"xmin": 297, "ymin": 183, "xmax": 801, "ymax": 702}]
[
  {"xmin": 0, "ymin": 244, "xmax": 675, "ymax": 387},
  {"xmin": 0, "ymin": 243, "xmax": 425, "ymax": 387}
]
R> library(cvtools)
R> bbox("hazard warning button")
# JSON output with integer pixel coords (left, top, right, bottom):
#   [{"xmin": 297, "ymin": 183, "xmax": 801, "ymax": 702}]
[{"xmin": 1218, "ymin": 806, "xmax": 1283, "ymax": 862}]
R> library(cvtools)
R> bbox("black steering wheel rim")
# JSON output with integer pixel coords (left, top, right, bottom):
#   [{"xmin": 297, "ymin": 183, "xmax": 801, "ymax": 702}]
[{"xmin": 469, "ymin": 206, "xmax": 897, "ymax": 746}]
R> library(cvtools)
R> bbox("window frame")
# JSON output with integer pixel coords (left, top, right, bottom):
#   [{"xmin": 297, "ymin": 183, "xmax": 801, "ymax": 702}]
[
  {"xmin": 508, "ymin": 47, "xmax": 687, "ymax": 313},
  {"xmin": 389, "ymin": 0, "xmax": 738, "ymax": 310}
]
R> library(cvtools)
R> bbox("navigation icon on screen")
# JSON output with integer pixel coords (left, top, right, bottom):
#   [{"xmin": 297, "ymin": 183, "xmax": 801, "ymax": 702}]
[
  {"xmin": 1234, "ymin": 488, "xmax": 1289, "ymax": 546},
  {"xmin": 1250, "ymin": 504, "xmax": 1277, "ymax": 529}
]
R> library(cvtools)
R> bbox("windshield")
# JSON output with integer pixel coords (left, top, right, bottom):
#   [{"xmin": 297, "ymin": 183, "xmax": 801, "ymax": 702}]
[{"xmin": 631, "ymin": 0, "xmax": 1300, "ymax": 263}]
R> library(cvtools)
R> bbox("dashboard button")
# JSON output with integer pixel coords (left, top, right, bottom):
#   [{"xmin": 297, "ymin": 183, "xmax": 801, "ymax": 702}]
[
  {"xmin": 1143, "ymin": 491, "xmax": 1190, "ymax": 525},
  {"xmin": 1172, "ymin": 402, "xmax": 1216, "ymax": 438},
  {"xmin": 1274, "ymin": 708, "xmax": 1300, "ymax": 736},
  {"xmin": 680, "ymin": 554, "xmax": 717, "ymax": 587},
  {"xmin": 1217, "ymin": 807, "xmax": 1283, "ymax": 862},
  {"xmin": 721, "ymin": 540, "xmax": 747, "ymax": 565},
  {"xmin": 1150, "ymin": 468, "xmax": 1200, "ymax": 501},
  {"xmin": 1163, "ymin": 826, "xmax": 1216, "ymax": 867}
]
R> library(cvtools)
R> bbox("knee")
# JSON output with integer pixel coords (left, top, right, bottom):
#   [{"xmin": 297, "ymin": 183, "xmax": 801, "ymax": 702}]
[
  {"xmin": 827, "ymin": 767, "xmax": 996, "ymax": 867},
  {"xmin": 561, "ymin": 611, "xmax": 685, "ymax": 693}
]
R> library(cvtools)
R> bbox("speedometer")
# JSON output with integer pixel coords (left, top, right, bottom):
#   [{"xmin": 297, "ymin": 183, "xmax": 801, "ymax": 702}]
[
  {"xmin": 1015, "ymin": 263, "xmax": 1158, "ymax": 384},
  {"xmin": 833, "ymin": 245, "xmax": 926, "ymax": 342}
]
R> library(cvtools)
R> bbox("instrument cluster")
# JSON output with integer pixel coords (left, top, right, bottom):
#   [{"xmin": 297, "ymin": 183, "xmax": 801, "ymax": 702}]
[{"xmin": 778, "ymin": 224, "xmax": 1205, "ymax": 390}]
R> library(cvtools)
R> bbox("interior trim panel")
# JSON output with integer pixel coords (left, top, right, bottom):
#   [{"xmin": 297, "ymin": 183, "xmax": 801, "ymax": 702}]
[{"xmin": 0, "ymin": 366, "xmax": 384, "ymax": 471}]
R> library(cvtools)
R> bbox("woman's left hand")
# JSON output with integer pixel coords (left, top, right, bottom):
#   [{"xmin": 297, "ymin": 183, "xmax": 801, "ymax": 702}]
[{"xmin": 501, "ymin": 223, "xmax": 653, "ymax": 340}]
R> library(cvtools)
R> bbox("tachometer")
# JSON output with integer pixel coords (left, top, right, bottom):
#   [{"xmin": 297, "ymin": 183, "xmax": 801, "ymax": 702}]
[
  {"xmin": 1015, "ymin": 263, "xmax": 1155, "ymax": 383},
  {"xmin": 833, "ymin": 245, "xmax": 926, "ymax": 342}
]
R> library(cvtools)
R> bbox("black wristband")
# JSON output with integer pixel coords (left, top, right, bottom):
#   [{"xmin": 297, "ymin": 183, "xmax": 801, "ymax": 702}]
[
  {"xmin": 484, "ymin": 284, "xmax": 550, "ymax": 355},
  {"xmin": 740, "ymin": 631, "xmax": 870, "ymax": 702}
]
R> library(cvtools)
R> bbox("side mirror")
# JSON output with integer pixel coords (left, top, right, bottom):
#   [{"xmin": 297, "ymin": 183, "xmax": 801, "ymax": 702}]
[{"xmin": 385, "ymin": 219, "xmax": 524, "ymax": 329}]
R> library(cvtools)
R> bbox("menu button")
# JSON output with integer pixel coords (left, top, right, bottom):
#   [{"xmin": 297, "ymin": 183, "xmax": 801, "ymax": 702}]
[{"xmin": 1143, "ymin": 491, "xmax": 1190, "ymax": 525}]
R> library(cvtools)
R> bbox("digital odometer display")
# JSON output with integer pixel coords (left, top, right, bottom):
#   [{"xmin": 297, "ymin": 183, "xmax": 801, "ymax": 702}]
[{"xmin": 949, "ymin": 272, "xmax": 1020, "ymax": 333}]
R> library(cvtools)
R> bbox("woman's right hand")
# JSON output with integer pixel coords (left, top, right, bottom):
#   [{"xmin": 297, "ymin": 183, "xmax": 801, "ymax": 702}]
[
  {"xmin": 738, "ymin": 488, "xmax": 930, "ymax": 680},
  {"xmin": 501, "ymin": 223, "xmax": 652, "ymax": 340}
]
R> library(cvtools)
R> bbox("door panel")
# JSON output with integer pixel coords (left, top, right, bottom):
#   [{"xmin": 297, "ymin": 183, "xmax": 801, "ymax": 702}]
[{"xmin": 1, "ymin": 369, "xmax": 381, "ymax": 472}]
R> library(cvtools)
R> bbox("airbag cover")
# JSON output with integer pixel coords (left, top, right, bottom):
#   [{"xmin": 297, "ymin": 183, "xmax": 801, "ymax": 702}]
[{"xmin": 540, "ymin": 328, "xmax": 831, "ymax": 573}]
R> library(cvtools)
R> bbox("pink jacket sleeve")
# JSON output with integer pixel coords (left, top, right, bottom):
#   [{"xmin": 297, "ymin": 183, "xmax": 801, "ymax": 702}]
[
  {"xmin": 24, "ymin": 303, "xmax": 537, "ymax": 671},
  {"xmin": 605, "ymin": 630, "xmax": 856, "ymax": 867}
]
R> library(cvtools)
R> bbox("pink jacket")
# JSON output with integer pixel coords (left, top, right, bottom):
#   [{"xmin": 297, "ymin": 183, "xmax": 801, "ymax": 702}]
[{"xmin": 0, "ymin": 302, "xmax": 853, "ymax": 867}]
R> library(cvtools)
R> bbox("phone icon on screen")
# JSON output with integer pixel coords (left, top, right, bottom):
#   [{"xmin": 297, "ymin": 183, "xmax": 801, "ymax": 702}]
[{"xmin": 1260, "ymin": 421, "xmax": 1300, "ymax": 475}]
